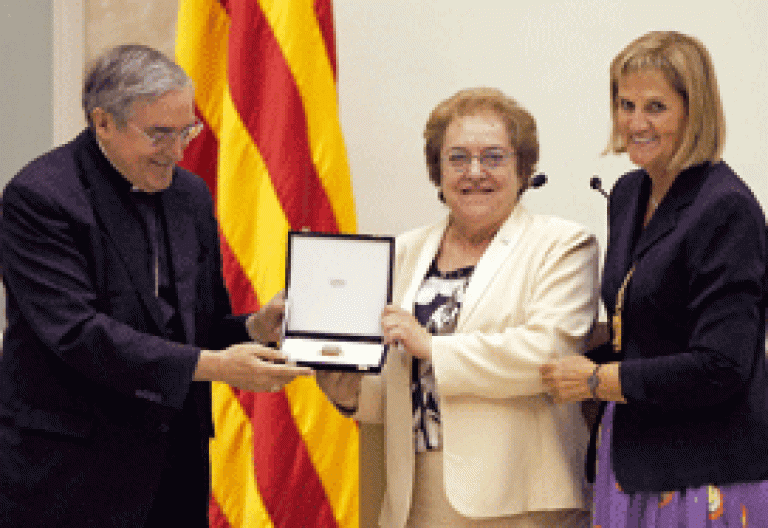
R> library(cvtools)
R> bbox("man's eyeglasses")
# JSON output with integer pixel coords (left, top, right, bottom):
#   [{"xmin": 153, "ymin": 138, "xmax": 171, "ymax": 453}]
[
  {"xmin": 130, "ymin": 121, "xmax": 204, "ymax": 148},
  {"xmin": 443, "ymin": 148, "xmax": 513, "ymax": 171}
]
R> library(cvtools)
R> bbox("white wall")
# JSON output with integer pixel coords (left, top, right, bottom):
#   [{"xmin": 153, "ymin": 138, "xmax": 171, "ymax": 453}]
[{"xmin": 335, "ymin": 0, "xmax": 768, "ymax": 259}]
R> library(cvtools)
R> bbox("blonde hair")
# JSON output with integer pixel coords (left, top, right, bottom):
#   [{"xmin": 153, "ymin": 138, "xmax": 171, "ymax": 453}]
[
  {"xmin": 606, "ymin": 31, "xmax": 725, "ymax": 176},
  {"xmin": 424, "ymin": 87, "xmax": 538, "ymax": 192}
]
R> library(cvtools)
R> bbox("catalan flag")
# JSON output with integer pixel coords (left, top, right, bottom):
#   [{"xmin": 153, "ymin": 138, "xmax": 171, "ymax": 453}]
[{"xmin": 174, "ymin": 1, "xmax": 359, "ymax": 527}]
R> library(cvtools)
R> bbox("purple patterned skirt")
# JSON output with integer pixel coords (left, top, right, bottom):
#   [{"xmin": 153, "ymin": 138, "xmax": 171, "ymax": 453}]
[{"xmin": 593, "ymin": 402, "xmax": 768, "ymax": 527}]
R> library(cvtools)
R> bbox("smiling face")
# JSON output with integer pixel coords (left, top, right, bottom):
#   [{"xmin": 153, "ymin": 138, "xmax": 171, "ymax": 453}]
[
  {"xmin": 616, "ymin": 69, "xmax": 688, "ymax": 180},
  {"xmin": 440, "ymin": 112, "xmax": 521, "ymax": 233},
  {"xmin": 92, "ymin": 85, "xmax": 196, "ymax": 193}
]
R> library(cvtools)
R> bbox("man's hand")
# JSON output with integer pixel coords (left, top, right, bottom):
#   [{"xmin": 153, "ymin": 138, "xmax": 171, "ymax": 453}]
[
  {"xmin": 195, "ymin": 343, "xmax": 311, "ymax": 393},
  {"xmin": 246, "ymin": 290, "xmax": 285, "ymax": 345}
]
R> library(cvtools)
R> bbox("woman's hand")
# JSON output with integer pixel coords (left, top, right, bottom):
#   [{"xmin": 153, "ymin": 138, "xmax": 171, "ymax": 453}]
[
  {"xmin": 381, "ymin": 305, "xmax": 432, "ymax": 360},
  {"xmin": 540, "ymin": 354, "xmax": 596, "ymax": 403},
  {"xmin": 315, "ymin": 371, "xmax": 363, "ymax": 409}
]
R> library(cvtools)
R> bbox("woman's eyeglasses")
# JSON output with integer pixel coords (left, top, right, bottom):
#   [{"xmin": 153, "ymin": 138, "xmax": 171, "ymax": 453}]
[{"xmin": 443, "ymin": 148, "xmax": 513, "ymax": 171}]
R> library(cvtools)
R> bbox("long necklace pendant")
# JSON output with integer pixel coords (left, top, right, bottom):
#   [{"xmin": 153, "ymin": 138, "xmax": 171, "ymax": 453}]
[
  {"xmin": 611, "ymin": 313, "xmax": 622, "ymax": 353},
  {"xmin": 612, "ymin": 264, "xmax": 636, "ymax": 354}
]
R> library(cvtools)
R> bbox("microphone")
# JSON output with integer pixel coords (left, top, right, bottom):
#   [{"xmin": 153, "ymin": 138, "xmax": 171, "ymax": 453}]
[
  {"xmin": 590, "ymin": 176, "xmax": 608, "ymax": 199},
  {"xmin": 530, "ymin": 173, "xmax": 547, "ymax": 189}
]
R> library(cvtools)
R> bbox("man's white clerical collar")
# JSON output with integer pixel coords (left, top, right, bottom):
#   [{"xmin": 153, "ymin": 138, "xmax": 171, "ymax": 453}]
[{"xmin": 95, "ymin": 134, "xmax": 158, "ymax": 194}]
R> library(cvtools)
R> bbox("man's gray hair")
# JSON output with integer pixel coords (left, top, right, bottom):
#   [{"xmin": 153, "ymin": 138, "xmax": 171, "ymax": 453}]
[{"xmin": 82, "ymin": 44, "xmax": 192, "ymax": 128}]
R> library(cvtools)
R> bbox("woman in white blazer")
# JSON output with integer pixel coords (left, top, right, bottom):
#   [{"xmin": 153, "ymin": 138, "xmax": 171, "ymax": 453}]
[{"xmin": 317, "ymin": 87, "xmax": 598, "ymax": 528}]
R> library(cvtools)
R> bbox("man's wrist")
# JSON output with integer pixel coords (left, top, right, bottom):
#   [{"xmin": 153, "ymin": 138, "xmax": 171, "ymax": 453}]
[{"xmin": 194, "ymin": 349, "xmax": 220, "ymax": 382}]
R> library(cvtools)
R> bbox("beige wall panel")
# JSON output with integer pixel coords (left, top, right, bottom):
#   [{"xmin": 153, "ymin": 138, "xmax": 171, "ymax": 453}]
[{"xmin": 85, "ymin": 0, "xmax": 177, "ymax": 61}]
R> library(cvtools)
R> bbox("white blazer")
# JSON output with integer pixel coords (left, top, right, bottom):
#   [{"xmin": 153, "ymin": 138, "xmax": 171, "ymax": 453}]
[{"xmin": 355, "ymin": 205, "xmax": 599, "ymax": 527}]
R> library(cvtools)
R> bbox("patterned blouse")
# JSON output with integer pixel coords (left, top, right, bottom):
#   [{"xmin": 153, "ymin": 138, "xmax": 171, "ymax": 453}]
[{"xmin": 411, "ymin": 258, "xmax": 474, "ymax": 452}]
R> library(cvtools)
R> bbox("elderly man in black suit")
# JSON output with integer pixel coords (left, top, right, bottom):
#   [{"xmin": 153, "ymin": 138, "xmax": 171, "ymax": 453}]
[{"xmin": 0, "ymin": 44, "xmax": 310, "ymax": 527}]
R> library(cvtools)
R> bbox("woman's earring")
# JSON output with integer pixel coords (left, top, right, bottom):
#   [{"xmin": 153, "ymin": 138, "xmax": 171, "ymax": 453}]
[{"xmin": 438, "ymin": 190, "xmax": 445, "ymax": 203}]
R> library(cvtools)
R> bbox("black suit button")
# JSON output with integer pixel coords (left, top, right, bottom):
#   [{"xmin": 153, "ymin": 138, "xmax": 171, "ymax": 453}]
[{"xmin": 158, "ymin": 423, "xmax": 170, "ymax": 434}]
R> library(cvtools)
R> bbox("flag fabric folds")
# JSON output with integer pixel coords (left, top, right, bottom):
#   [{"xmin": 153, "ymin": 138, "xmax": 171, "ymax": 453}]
[{"xmin": 175, "ymin": 1, "xmax": 359, "ymax": 527}]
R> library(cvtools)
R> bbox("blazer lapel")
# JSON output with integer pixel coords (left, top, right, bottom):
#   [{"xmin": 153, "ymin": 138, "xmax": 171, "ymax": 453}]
[
  {"xmin": 398, "ymin": 206, "xmax": 530, "ymax": 326},
  {"xmin": 632, "ymin": 165, "xmax": 705, "ymax": 261},
  {"xmin": 161, "ymin": 178, "xmax": 198, "ymax": 345},
  {"xmin": 610, "ymin": 185, "xmax": 642, "ymax": 272},
  {"xmin": 458, "ymin": 205, "xmax": 530, "ymax": 326},
  {"xmin": 398, "ymin": 217, "xmax": 447, "ymax": 311},
  {"xmin": 602, "ymin": 174, "xmax": 646, "ymax": 309}
]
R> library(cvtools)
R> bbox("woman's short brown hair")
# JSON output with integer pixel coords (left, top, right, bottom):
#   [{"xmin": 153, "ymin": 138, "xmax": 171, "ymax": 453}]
[
  {"xmin": 606, "ymin": 31, "xmax": 725, "ymax": 176},
  {"xmin": 424, "ymin": 87, "xmax": 539, "ymax": 192}
]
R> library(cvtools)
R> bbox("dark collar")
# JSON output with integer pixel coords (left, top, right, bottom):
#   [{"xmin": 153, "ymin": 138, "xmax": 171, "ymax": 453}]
[
  {"xmin": 77, "ymin": 128, "xmax": 136, "ymax": 197},
  {"xmin": 632, "ymin": 162, "xmax": 713, "ymax": 260},
  {"xmin": 604, "ymin": 162, "xmax": 717, "ymax": 310}
]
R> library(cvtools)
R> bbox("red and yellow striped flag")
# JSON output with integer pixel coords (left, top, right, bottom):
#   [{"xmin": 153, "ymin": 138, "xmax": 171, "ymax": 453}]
[{"xmin": 175, "ymin": 1, "xmax": 359, "ymax": 527}]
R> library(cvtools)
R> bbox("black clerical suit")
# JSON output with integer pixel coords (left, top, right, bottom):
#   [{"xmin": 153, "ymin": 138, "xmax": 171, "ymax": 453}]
[{"xmin": 0, "ymin": 129, "xmax": 250, "ymax": 526}]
